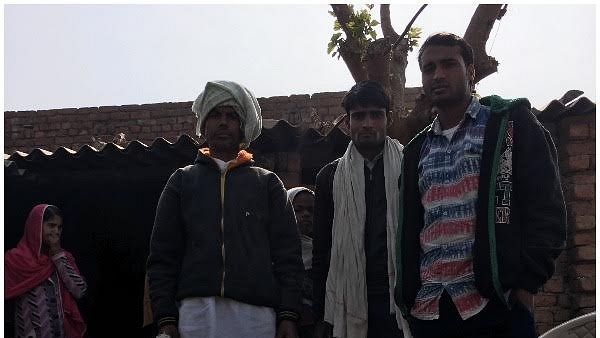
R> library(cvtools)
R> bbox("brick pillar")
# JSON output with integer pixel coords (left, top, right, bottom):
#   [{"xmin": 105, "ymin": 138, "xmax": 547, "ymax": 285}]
[{"xmin": 536, "ymin": 112, "xmax": 596, "ymax": 334}]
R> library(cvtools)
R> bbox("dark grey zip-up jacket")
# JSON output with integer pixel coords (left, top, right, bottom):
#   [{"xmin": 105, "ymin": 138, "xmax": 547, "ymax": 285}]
[
  {"xmin": 394, "ymin": 95, "xmax": 567, "ymax": 316},
  {"xmin": 147, "ymin": 150, "xmax": 303, "ymax": 328}
]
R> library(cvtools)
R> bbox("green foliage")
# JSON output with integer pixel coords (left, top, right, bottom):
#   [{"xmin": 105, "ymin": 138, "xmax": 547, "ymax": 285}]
[
  {"xmin": 327, "ymin": 5, "xmax": 379, "ymax": 59},
  {"xmin": 407, "ymin": 27, "xmax": 422, "ymax": 52}
]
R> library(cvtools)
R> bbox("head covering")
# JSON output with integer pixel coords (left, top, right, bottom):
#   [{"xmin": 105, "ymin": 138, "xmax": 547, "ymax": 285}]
[
  {"xmin": 287, "ymin": 186, "xmax": 315, "ymax": 270},
  {"xmin": 5, "ymin": 204, "xmax": 86, "ymax": 338},
  {"xmin": 286, "ymin": 186, "xmax": 315, "ymax": 204},
  {"xmin": 191, "ymin": 80, "xmax": 262, "ymax": 148}
]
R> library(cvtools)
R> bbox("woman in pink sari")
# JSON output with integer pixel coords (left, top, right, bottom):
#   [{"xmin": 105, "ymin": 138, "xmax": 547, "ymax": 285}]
[{"xmin": 5, "ymin": 204, "xmax": 87, "ymax": 338}]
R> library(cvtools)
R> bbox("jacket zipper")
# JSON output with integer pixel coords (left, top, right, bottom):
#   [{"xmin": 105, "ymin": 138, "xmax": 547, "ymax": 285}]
[
  {"xmin": 220, "ymin": 169, "xmax": 227, "ymax": 297},
  {"xmin": 487, "ymin": 112, "xmax": 509, "ymax": 305}
]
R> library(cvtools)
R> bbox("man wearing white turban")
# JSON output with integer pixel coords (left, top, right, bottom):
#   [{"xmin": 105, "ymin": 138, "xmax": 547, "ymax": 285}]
[{"xmin": 147, "ymin": 81, "xmax": 303, "ymax": 338}]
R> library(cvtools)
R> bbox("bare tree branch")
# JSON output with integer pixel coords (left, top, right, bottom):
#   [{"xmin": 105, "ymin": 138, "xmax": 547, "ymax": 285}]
[
  {"xmin": 388, "ymin": 4, "xmax": 428, "ymax": 53},
  {"xmin": 464, "ymin": 4, "xmax": 505, "ymax": 84},
  {"xmin": 380, "ymin": 4, "xmax": 398, "ymax": 39}
]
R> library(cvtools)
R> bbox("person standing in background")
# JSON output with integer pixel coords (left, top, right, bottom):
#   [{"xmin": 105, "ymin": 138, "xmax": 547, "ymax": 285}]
[
  {"xmin": 5, "ymin": 204, "xmax": 87, "ymax": 338},
  {"xmin": 287, "ymin": 186, "xmax": 316, "ymax": 338}
]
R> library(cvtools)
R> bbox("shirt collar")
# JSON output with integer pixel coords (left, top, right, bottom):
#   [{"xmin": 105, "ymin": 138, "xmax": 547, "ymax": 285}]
[
  {"xmin": 364, "ymin": 150, "xmax": 383, "ymax": 169},
  {"xmin": 430, "ymin": 96, "xmax": 481, "ymax": 135}
]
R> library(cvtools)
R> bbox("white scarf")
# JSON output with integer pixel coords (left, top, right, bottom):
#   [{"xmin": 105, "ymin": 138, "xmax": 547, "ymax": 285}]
[{"xmin": 325, "ymin": 136, "xmax": 411, "ymax": 338}]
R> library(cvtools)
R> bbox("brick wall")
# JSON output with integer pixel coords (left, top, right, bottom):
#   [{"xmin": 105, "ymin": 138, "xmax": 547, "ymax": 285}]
[
  {"xmin": 4, "ymin": 102, "xmax": 197, "ymax": 155},
  {"xmin": 3, "ymin": 87, "xmax": 423, "ymax": 155},
  {"xmin": 530, "ymin": 112, "xmax": 596, "ymax": 334}
]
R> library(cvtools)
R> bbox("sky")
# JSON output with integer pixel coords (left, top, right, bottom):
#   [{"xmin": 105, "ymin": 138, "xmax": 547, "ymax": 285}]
[{"xmin": 2, "ymin": 3, "xmax": 597, "ymax": 112}]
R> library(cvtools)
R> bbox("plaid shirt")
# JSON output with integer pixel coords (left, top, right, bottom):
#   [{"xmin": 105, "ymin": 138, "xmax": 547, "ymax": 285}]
[{"xmin": 412, "ymin": 97, "xmax": 491, "ymax": 320}]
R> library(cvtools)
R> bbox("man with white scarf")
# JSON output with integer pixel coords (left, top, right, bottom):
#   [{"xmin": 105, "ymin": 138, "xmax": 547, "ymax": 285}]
[
  {"xmin": 312, "ymin": 81, "xmax": 411, "ymax": 338},
  {"xmin": 147, "ymin": 80, "xmax": 303, "ymax": 338}
]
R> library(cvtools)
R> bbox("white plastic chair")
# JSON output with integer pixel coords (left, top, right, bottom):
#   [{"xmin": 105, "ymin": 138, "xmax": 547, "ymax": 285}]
[{"xmin": 539, "ymin": 312, "xmax": 596, "ymax": 338}]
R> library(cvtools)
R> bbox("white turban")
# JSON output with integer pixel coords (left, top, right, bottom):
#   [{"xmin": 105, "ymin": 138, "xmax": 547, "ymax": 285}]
[{"xmin": 191, "ymin": 80, "xmax": 262, "ymax": 148}]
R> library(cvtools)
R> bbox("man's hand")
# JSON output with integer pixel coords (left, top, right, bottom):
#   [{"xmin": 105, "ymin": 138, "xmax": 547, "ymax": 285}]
[
  {"xmin": 276, "ymin": 319, "xmax": 298, "ymax": 338},
  {"xmin": 313, "ymin": 321, "xmax": 332, "ymax": 338},
  {"xmin": 158, "ymin": 324, "xmax": 180, "ymax": 338}
]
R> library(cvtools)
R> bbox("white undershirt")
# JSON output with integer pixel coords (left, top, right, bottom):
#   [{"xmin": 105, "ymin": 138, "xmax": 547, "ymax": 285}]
[{"xmin": 442, "ymin": 124, "xmax": 460, "ymax": 141}]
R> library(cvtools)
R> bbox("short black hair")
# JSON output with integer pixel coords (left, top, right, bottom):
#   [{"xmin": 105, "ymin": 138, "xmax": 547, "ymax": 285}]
[
  {"xmin": 341, "ymin": 80, "xmax": 390, "ymax": 114},
  {"xmin": 418, "ymin": 32, "xmax": 474, "ymax": 68},
  {"xmin": 43, "ymin": 205, "xmax": 63, "ymax": 222}
]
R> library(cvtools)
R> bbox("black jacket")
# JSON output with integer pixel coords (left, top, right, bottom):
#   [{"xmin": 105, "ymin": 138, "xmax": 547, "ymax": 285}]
[
  {"xmin": 147, "ymin": 150, "xmax": 303, "ymax": 328},
  {"xmin": 394, "ymin": 96, "xmax": 567, "ymax": 316}
]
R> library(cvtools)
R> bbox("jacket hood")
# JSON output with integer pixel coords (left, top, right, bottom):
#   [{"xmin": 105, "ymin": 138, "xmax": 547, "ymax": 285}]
[{"xmin": 480, "ymin": 95, "xmax": 531, "ymax": 114}]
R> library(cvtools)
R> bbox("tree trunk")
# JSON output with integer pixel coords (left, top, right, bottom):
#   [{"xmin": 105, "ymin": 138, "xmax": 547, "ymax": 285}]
[{"xmin": 331, "ymin": 4, "xmax": 368, "ymax": 81}]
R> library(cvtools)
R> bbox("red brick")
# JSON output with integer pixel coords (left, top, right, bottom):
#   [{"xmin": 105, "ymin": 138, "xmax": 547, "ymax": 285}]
[
  {"xmin": 118, "ymin": 104, "xmax": 141, "ymax": 112},
  {"xmin": 543, "ymin": 277, "xmax": 564, "ymax": 293},
  {"xmin": 55, "ymin": 136, "xmax": 73, "ymax": 145},
  {"xmin": 535, "ymin": 294, "xmax": 557, "ymax": 307},
  {"xmin": 557, "ymin": 294, "xmax": 571, "ymax": 307},
  {"xmin": 110, "ymin": 112, "xmax": 130, "ymax": 120},
  {"xmin": 89, "ymin": 112, "xmax": 110, "ymax": 121},
  {"xmin": 566, "ymin": 124, "xmax": 590, "ymax": 139},
  {"xmin": 98, "ymin": 105, "xmax": 120, "ymax": 112},
  {"xmin": 572, "ymin": 276, "xmax": 595, "ymax": 292},
  {"xmin": 573, "ymin": 294, "xmax": 595, "ymax": 308},
  {"xmin": 569, "ymin": 263, "xmax": 595, "ymax": 277},
  {"xmin": 155, "ymin": 117, "xmax": 175, "ymax": 125},
  {"xmin": 262, "ymin": 109, "xmax": 274, "ymax": 119},
  {"xmin": 567, "ymin": 201, "xmax": 595, "ymax": 218},
  {"xmin": 574, "ymin": 217, "xmax": 595, "ymax": 232},
  {"xmin": 74, "ymin": 135, "xmax": 93, "ymax": 143},
  {"xmin": 133, "ymin": 111, "xmax": 151, "ymax": 119},
  {"xmin": 571, "ymin": 184, "xmax": 594, "ymax": 200},
  {"xmin": 564, "ymin": 174, "xmax": 596, "ymax": 185},
  {"xmin": 554, "ymin": 309, "xmax": 572, "ymax": 322},
  {"xmin": 570, "ymin": 246, "xmax": 595, "ymax": 261},
  {"xmin": 564, "ymin": 142, "xmax": 595, "ymax": 156},
  {"xmin": 571, "ymin": 231, "xmax": 595, "ymax": 245},
  {"xmin": 176, "ymin": 116, "xmax": 195, "ymax": 124},
  {"xmin": 534, "ymin": 309, "xmax": 553, "ymax": 323},
  {"xmin": 562, "ymin": 155, "xmax": 590, "ymax": 171}
]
